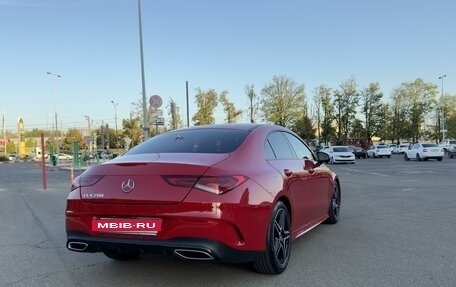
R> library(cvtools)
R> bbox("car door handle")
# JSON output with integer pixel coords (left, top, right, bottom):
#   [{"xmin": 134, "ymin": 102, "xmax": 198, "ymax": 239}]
[{"xmin": 284, "ymin": 169, "xmax": 293, "ymax": 177}]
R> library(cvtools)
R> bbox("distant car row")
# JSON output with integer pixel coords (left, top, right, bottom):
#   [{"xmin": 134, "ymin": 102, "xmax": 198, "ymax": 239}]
[{"xmin": 321, "ymin": 142, "xmax": 451, "ymax": 163}]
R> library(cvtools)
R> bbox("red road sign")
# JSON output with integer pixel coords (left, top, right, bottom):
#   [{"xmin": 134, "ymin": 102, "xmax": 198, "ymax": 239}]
[{"xmin": 149, "ymin": 95, "xmax": 163, "ymax": 108}]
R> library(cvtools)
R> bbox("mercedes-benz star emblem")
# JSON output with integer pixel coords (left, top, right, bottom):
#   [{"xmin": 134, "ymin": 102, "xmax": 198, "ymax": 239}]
[{"xmin": 121, "ymin": 179, "xmax": 135, "ymax": 193}]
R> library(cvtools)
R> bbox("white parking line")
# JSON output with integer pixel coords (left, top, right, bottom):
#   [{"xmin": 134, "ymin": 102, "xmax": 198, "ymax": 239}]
[{"xmin": 343, "ymin": 168, "xmax": 390, "ymax": 177}]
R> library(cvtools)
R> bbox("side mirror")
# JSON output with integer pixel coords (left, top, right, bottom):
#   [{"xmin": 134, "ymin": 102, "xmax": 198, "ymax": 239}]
[{"xmin": 316, "ymin": 151, "xmax": 330, "ymax": 164}]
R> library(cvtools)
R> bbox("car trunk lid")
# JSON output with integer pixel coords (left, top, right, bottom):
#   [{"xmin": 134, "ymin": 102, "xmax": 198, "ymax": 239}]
[{"xmin": 79, "ymin": 153, "xmax": 230, "ymax": 205}]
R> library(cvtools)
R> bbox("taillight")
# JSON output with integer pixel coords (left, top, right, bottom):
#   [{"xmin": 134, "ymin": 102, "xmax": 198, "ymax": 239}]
[
  {"xmin": 423, "ymin": 148, "xmax": 428, "ymax": 152},
  {"xmin": 162, "ymin": 175, "xmax": 248, "ymax": 195},
  {"xmin": 71, "ymin": 175, "xmax": 104, "ymax": 191}
]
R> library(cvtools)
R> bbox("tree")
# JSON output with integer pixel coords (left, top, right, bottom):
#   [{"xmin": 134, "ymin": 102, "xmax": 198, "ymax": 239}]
[
  {"xmin": 446, "ymin": 112, "xmax": 456, "ymax": 139},
  {"xmin": 167, "ymin": 99, "xmax": 184, "ymax": 130},
  {"xmin": 333, "ymin": 78, "xmax": 360, "ymax": 144},
  {"xmin": 361, "ymin": 82, "xmax": 384, "ymax": 145},
  {"xmin": 62, "ymin": 129, "xmax": 84, "ymax": 152},
  {"xmin": 313, "ymin": 85, "xmax": 333, "ymax": 144},
  {"xmin": 390, "ymin": 86, "xmax": 412, "ymax": 142},
  {"xmin": 260, "ymin": 75, "xmax": 306, "ymax": 128},
  {"xmin": 292, "ymin": 114, "xmax": 315, "ymax": 141},
  {"xmin": 130, "ymin": 97, "xmax": 154, "ymax": 137},
  {"xmin": 245, "ymin": 84, "xmax": 259, "ymax": 123},
  {"xmin": 219, "ymin": 90, "xmax": 243, "ymax": 123},
  {"xmin": 192, "ymin": 88, "xmax": 218, "ymax": 125},
  {"xmin": 318, "ymin": 85, "xmax": 336, "ymax": 145},
  {"xmin": 439, "ymin": 93, "xmax": 456, "ymax": 140},
  {"xmin": 402, "ymin": 78, "xmax": 438, "ymax": 142},
  {"xmin": 377, "ymin": 103, "xmax": 393, "ymax": 141},
  {"xmin": 349, "ymin": 118, "xmax": 365, "ymax": 140},
  {"xmin": 122, "ymin": 116, "xmax": 143, "ymax": 148},
  {"xmin": 23, "ymin": 128, "xmax": 51, "ymax": 138}
]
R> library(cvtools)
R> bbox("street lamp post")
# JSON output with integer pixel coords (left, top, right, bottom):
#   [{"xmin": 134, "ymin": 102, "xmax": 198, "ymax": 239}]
[
  {"xmin": 110, "ymin": 100, "xmax": 119, "ymax": 149},
  {"xmin": 47, "ymin": 71, "xmax": 62, "ymax": 164},
  {"xmin": 138, "ymin": 0, "xmax": 148, "ymax": 140},
  {"xmin": 438, "ymin": 74, "xmax": 447, "ymax": 141}
]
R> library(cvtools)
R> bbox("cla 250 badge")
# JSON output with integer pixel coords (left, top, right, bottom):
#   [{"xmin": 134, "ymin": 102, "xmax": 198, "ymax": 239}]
[{"xmin": 82, "ymin": 193, "xmax": 105, "ymax": 199}]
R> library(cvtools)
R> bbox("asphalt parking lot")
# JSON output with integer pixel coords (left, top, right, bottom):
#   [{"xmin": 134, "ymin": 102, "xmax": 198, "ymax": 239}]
[{"xmin": 1, "ymin": 155, "xmax": 455, "ymax": 287}]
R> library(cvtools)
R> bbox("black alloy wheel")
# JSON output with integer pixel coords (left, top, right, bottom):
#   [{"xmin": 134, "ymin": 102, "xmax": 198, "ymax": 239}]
[
  {"xmin": 253, "ymin": 201, "xmax": 291, "ymax": 274},
  {"xmin": 325, "ymin": 183, "xmax": 341, "ymax": 224}
]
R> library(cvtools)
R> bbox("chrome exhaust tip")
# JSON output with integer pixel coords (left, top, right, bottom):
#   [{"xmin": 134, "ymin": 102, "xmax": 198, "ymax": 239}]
[
  {"xmin": 173, "ymin": 249, "xmax": 215, "ymax": 261},
  {"xmin": 67, "ymin": 241, "xmax": 89, "ymax": 252}
]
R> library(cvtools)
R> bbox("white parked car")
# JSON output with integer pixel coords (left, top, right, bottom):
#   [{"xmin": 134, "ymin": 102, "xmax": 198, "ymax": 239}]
[
  {"xmin": 367, "ymin": 144, "xmax": 391, "ymax": 158},
  {"xmin": 439, "ymin": 139, "xmax": 456, "ymax": 153},
  {"xmin": 388, "ymin": 144, "xmax": 397, "ymax": 153},
  {"xmin": 324, "ymin": 145, "xmax": 355, "ymax": 164},
  {"xmin": 393, "ymin": 143, "xmax": 411, "ymax": 154},
  {"xmin": 58, "ymin": 153, "xmax": 73, "ymax": 160},
  {"xmin": 404, "ymin": 143, "xmax": 444, "ymax": 161},
  {"xmin": 8, "ymin": 154, "xmax": 19, "ymax": 161}
]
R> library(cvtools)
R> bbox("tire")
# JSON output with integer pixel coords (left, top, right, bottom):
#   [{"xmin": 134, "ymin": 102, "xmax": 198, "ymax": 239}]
[
  {"xmin": 437, "ymin": 157, "xmax": 443, "ymax": 161},
  {"xmin": 325, "ymin": 183, "xmax": 341, "ymax": 224},
  {"xmin": 404, "ymin": 153, "xmax": 410, "ymax": 161},
  {"xmin": 253, "ymin": 201, "xmax": 291, "ymax": 274},
  {"xmin": 102, "ymin": 246, "xmax": 141, "ymax": 261},
  {"xmin": 373, "ymin": 153, "xmax": 377, "ymax": 158},
  {"xmin": 387, "ymin": 155, "xmax": 391, "ymax": 158},
  {"xmin": 416, "ymin": 154, "xmax": 421, "ymax": 161}
]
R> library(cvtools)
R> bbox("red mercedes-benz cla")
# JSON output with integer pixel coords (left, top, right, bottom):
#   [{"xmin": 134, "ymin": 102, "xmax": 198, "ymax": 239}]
[{"xmin": 66, "ymin": 124, "xmax": 340, "ymax": 274}]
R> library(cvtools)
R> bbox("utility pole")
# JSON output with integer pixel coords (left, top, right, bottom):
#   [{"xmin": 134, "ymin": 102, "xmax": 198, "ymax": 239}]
[
  {"xmin": 84, "ymin": 115, "xmax": 93, "ymax": 153},
  {"xmin": 438, "ymin": 75, "xmax": 447, "ymax": 141}
]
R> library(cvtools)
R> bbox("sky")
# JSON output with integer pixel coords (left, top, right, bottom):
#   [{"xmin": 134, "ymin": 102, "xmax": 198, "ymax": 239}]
[{"xmin": 1, "ymin": 0, "xmax": 455, "ymax": 134}]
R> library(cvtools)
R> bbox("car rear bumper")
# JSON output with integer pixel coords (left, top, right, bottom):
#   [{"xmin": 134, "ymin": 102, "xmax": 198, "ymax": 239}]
[{"xmin": 66, "ymin": 231, "xmax": 262, "ymax": 263}]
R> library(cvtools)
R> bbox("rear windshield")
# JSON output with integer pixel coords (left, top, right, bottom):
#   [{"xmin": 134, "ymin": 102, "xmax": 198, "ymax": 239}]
[
  {"xmin": 125, "ymin": 129, "xmax": 249, "ymax": 154},
  {"xmin": 377, "ymin": 145, "xmax": 388, "ymax": 149},
  {"xmin": 422, "ymin": 144, "xmax": 438, "ymax": 148}
]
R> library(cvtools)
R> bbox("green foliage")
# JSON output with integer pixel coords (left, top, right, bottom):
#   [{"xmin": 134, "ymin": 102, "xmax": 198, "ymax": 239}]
[
  {"xmin": 122, "ymin": 117, "xmax": 142, "ymax": 148},
  {"xmin": 62, "ymin": 129, "xmax": 84, "ymax": 152},
  {"xmin": 245, "ymin": 84, "xmax": 259, "ymax": 123},
  {"xmin": 292, "ymin": 114, "xmax": 315, "ymax": 141},
  {"xmin": 167, "ymin": 99, "xmax": 184, "ymax": 130},
  {"xmin": 333, "ymin": 77, "xmax": 360, "ymax": 144},
  {"xmin": 219, "ymin": 90, "xmax": 243, "ymax": 123},
  {"xmin": 260, "ymin": 75, "xmax": 306, "ymax": 128},
  {"xmin": 25, "ymin": 138, "xmax": 37, "ymax": 148},
  {"xmin": 399, "ymin": 78, "xmax": 438, "ymax": 142},
  {"xmin": 446, "ymin": 113, "xmax": 456, "ymax": 139},
  {"xmin": 6, "ymin": 142, "xmax": 16, "ymax": 154},
  {"xmin": 23, "ymin": 128, "xmax": 51, "ymax": 138},
  {"xmin": 192, "ymin": 88, "xmax": 218, "ymax": 125},
  {"xmin": 316, "ymin": 85, "xmax": 336, "ymax": 143},
  {"xmin": 361, "ymin": 82, "xmax": 384, "ymax": 144}
]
